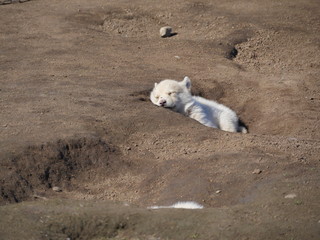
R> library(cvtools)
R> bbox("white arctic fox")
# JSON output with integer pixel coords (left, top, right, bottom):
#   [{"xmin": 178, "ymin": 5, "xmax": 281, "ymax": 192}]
[{"xmin": 150, "ymin": 77, "xmax": 247, "ymax": 133}]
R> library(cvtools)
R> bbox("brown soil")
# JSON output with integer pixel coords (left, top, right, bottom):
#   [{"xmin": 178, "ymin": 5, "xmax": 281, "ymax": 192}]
[{"xmin": 0, "ymin": 0, "xmax": 320, "ymax": 239}]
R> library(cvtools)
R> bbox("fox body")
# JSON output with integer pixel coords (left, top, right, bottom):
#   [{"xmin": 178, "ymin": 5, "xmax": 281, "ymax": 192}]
[{"xmin": 150, "ymin": 77, "xmax": 247, "ymax": 133}]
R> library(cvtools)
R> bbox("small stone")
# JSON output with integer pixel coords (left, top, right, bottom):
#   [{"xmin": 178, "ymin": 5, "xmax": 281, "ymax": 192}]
[
  {"xmin": 284, "ymin": 193, "xmax": 297, "ymax": 199},
  {"xmin": 52, "ymin": 186, "xmax": 62, "ymax": 192},
  {"xmin": 160, "ymin": 26, "xmax": 172, "ymax": 38},
  {"xmin": 215, "ymin": 190, "xmax": 222, "ymax": 194},
  {"xmin": 174, "ymin": 56, "xmax": 181, "ymax": 59},
  {"xmin": 33, "ymin": 194, "xmax": 48, "ymax": 200},
  {"xmin": 253, "ymin": 169, "xmax": 262, "ymax": 174}
]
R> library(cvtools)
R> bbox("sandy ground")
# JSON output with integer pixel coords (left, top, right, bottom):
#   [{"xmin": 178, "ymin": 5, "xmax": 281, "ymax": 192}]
[{"xmin": 0, "ymin": 0, "xmax": 320, "ymax": 239}]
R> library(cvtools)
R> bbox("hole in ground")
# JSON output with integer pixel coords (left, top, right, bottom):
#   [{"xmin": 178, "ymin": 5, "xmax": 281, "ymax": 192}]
[
  {"xmin": 227, "ymin": 47, "xmax": 238, "ymax": 59},
  {"xmin": 0, "ymin": 137, "xmax": 121, "ymax": 204}
]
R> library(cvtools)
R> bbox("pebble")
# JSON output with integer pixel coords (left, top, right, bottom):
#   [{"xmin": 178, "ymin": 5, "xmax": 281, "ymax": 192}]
[
  {"xmin": 160, "ymin": 26, "xmax": 172, "ymax": 38},
  {"xmin": 288, "ymin": 137, "xmax": 298, "ymax": 141},
  {"xmin": 284, "ymin": 193, "xmax": 297, "ymax": 199},
  {"xmin": 215, "ymin": 190, "xmax": 222, "ymax": 194},
  {"xmin": 52, "ymin": 186, "xmax": 62, "ymax": 192},
  {"xmin": 252, "ymin": 169, "xmax": 262, "ymax": 174},
  {"xmin": 33, "ymin": 194, "xmax": 48, "ymax": 200}
]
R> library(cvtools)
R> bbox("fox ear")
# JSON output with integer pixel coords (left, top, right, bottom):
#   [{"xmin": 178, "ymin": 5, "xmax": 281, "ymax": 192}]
[
  {"xmin": 154, "ymin": 83, "xmax": 158, "ymax": 88},
  {"xmin": 181, "ymin": 76, "xmax": 191, "ymax": 90}
]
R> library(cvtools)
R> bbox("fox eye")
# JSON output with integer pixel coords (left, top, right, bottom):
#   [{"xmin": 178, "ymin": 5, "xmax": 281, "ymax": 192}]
[
  {"xmin": 168, "ymin": 92, "xmax": 175, "ymax": 95},
  {"xmin": 155, "ymin": 95, "xmax": 159, "ymax": 99}
]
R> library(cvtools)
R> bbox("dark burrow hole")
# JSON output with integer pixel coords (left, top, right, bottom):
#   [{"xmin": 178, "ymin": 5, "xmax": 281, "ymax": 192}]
[{"xmin": 227, "ymin": 47, "xmax": 238, "ymax": 59}]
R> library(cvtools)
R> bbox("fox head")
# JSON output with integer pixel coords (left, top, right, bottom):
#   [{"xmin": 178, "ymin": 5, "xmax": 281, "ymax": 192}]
[{"xmin": 150, "ymin": 77, "xmax": 192, "ymax": 108}]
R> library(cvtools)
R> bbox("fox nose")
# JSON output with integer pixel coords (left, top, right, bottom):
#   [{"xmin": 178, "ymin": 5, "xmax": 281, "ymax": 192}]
[{"xmin": 159, "ymin": 99, "xmax": 166, "ymax": 106}]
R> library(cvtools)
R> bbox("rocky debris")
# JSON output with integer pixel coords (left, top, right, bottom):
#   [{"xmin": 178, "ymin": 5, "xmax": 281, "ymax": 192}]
[
  {"xmin": 160, "ymin": 26, "xmax": 172, "ymax": 38},
  {"xmin": 252, "ymin": 169, "xmax": 262, "ymax": 174},
  {"xmin": 284, "ymin": 193, "xmax": 297, "ymax": 199},
  {"xmin": 52, "ymin": 186, "xmax": 62, "ymax": 192},
  {"xmin": 32, "ymin": 194, "xmax": 48, "ymax": 200}
]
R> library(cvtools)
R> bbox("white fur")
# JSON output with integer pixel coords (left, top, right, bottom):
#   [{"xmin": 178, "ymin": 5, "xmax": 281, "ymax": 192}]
[
  {"xmin": 150, "ymin": 77, "xmax": 247, "ymax": 133},
  {"xmin": 148, "ymin": 201, "xmax": 204, "ymax": 209}
]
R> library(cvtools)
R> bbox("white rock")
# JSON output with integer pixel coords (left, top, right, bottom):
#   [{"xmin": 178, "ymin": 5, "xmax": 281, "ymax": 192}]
[
  {"xmin": 52, "ymin": 186, "xmax": 62, "ymax": 192},
  {"xmin": 252, "ymin": 169, "xmax": 262, "ymax": 174},
  {"xmin": 160, "ymin": 26, "xmax": 172, "ymax": 37},
  {"xmin": 284, "ymin": 193, "xmax": 297, "ymax": 199},
  {"xmin": 148, "ymin": 201, "xmax": 203, "ymax": 209}
]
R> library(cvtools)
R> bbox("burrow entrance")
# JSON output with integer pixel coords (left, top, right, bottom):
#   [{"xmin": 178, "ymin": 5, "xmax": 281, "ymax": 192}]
[{"xmin": 0, "ymin": 137, "xmax": 120, "ymax": 204}]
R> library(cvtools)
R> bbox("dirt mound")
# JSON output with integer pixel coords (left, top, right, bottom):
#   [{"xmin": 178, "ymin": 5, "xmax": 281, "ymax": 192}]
[
  {"xmin": 234, "ymin": 29, "xmax": 320, "ymax": 72},
  {"xmin": 72, "ymin": 7, "xmax": 168, "ymax": 38},
  {"xmin": 1, "ymin": 137, "xmax": 119, "ymax": 204}
]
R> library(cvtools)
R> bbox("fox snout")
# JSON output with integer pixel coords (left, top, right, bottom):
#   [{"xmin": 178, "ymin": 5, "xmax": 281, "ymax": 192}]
[{"xmin": 159, "ymin": 99, "xmax": 167, "ymax": 106}]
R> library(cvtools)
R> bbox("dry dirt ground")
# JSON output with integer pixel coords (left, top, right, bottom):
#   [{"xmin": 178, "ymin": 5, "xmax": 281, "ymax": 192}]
[{"xmin": 1, "ymin": 0, "xmax": 320, "ymax": 239}]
